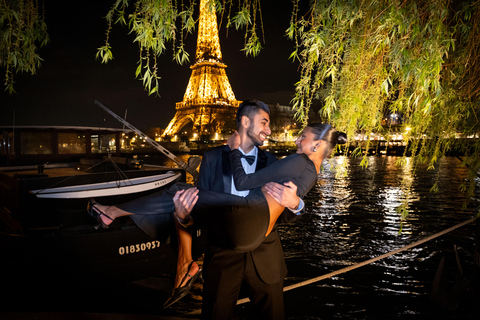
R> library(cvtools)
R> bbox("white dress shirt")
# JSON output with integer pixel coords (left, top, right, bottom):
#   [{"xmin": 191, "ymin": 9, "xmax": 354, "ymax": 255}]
[
  {"xmin": 231, "ymin": 146, "xmax": 258, "ymax": 197},
  {"xmin": 229, "ymin": 146, "xmax": 304, "ymax": 214}
]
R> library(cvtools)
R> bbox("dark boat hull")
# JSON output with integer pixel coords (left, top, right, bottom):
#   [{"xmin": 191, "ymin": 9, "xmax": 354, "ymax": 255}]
[{"xmin": 0, "ymin": 165, "xmax": 205, "ymax": 308}]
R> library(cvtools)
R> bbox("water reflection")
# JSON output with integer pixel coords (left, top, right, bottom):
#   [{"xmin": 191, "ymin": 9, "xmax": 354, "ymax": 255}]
[
  {"xmin": 279, "ymin": 156, "xmax": 477, "ymax": 319},
  {"xmin": 156, "ymin": 154, "xmax": 198, "ymax": 184},
  {"xmin": 145, "ymin": 153, "xmax": 477, "ymax": 318}
]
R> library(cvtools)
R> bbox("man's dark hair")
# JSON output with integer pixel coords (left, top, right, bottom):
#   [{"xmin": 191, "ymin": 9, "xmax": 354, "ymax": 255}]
[{"xmin": 236, "ymin": 100, "xmax": 270, "ymax": 128}]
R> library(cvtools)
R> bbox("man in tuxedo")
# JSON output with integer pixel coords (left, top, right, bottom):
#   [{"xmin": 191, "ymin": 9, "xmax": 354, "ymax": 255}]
[{"xmin": 195, "ymin": 100, "xmax": 304, "ymax": 319}]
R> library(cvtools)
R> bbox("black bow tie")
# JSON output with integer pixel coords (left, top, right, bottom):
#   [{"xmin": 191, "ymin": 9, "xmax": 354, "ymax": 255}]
[{"xmin": 241, "ymin": 155, "xmax": 256, "ymax": 165}]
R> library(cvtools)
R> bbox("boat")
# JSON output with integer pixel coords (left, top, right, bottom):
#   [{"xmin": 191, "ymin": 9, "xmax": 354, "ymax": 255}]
[
  {"xmin": 30, "ymin": 170, "xmax": 182, "ymax": 199},
  {"xmin": 0, "ymin": 123, "xmax": 205, "ymax": 312}
]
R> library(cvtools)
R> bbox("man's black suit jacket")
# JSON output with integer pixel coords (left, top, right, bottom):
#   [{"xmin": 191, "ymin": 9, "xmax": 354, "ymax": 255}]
[{"xmin": 197, "ymin": 145, "xmax": 300, "ymax": 284}]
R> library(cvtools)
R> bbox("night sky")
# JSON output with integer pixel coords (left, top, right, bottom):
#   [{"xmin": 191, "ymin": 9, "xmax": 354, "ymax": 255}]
[{"xmin": 0, "ymin": 1, "xmax": 305, "ymax": 131}]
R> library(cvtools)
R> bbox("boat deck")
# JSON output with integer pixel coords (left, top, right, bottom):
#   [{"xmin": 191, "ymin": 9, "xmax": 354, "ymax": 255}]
[{"xmin": 0, "ymin": 162, "xmax": 175, "ymax": 178}]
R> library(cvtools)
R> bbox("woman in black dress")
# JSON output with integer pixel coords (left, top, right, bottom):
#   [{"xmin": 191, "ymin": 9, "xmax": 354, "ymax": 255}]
[{"xmin": 88, "ymin": 123, "xmax": 346, "ymax": 306}]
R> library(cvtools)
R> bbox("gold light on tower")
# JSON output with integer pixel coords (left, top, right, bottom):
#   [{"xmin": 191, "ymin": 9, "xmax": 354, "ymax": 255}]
[{"xmin": 162, "ymin": 0, "xmax": 241, "ymax": 139}]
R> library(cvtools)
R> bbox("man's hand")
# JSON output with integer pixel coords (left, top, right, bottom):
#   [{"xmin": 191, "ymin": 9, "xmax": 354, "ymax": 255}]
[
  {"xmin": 173, "ymin": 187, "xmax": 199, "ymax": 221},
  {"xmin": 264, "ymin": 181, "xmax": 300, "ymax": 210}
]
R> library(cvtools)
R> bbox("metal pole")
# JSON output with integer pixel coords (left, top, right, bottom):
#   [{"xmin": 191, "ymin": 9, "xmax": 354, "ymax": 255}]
[{"xmin": 94, "ymin": 100, "xmax": 199, "ymax": 181}]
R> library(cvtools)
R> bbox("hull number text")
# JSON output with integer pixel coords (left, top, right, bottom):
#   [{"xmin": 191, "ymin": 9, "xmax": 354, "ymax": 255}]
[{"xmin": 119, "ymin": 240, "xmax": 161, "ymax": 255}]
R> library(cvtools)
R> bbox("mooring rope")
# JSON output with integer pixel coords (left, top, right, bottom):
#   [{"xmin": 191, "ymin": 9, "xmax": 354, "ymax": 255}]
[{"xmin": 236, "ymin": 216, "xmax": 477, "ymax": 305}]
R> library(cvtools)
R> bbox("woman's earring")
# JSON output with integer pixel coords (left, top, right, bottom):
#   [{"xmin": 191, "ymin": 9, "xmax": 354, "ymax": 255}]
[{"xmin": 313, "ymin": 147, "xmax": 317, "ymax": 152}]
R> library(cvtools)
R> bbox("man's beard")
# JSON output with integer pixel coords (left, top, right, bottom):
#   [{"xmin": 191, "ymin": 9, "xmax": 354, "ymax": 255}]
[{"xmin": 246, "ymin": 126, "xmax": 264, "ymax": 147}]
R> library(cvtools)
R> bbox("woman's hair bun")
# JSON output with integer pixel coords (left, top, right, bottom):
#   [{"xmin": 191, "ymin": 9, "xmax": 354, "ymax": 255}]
[{"xmin": 337, "ymin": 132, "xmax": 347, "ymax": 145}]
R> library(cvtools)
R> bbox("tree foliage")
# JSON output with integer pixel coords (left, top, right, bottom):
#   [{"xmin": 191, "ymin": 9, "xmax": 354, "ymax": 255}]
[
  {"xmin": 0, "ymin": 0, "xmax": 49, "ymax": 94},
  {"xmin": 3, "ymin": 0, "xmax": 480, "ymax": 203},
  {"xmin": 289, "ymin": 0, "xmax": 480, "ymax": 201},
  {"xmin": 96, "ymin": 0, "xmax": 265, "ymax": 96}
]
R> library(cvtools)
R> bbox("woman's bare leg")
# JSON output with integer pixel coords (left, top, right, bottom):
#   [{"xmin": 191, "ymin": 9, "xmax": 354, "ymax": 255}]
[
  {"xmin": 173, "ymin": 219, "xmax": 199, "ymax": 288},
  {"xmin": 172, "ymin": 188, "xmax": 200, "ymax": 288},
  {"xmin": 263, "ymin": 191, "xmax": 287, "ymax": 237}
]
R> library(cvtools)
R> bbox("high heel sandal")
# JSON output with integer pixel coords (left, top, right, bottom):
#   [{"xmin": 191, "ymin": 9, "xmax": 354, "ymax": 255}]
[
  {"xmin": 87, "ymin": 199, "xmax": 113, "ymax": 229},
  {"xmin": 163, "ymin": 261, "xmax": 204, "ymax": 309}
]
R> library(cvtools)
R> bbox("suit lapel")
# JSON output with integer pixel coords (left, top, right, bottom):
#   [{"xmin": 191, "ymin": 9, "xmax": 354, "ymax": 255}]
[
  {"xmin": 222, "ymin": 148, "xmax": 232, "ymax": 193},
  {"xmin": 223, "ymin": 146, "xmax": 265, "ymax": 193},
  {"xmin": 256, "ymin": 147, "xmax": 268, "ymax": 171}
]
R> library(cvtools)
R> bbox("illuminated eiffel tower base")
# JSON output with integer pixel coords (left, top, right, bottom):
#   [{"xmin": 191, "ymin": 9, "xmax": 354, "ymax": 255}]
[{"xmin": 162, "ymin": 0, "xmax": 241, "ymax": 139}]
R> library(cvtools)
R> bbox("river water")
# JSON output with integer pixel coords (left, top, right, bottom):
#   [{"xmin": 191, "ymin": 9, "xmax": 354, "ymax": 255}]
[
  {"xmin": 276, "ymin": 155, "xmax": 478, "ymax": 319},
  {"xmin": 162, "ymin": 154, "xmax": 479, "ymax": 319},
  {"xmin": 6, "ymin": 154, "xmax": 476, "ymax": 319}
]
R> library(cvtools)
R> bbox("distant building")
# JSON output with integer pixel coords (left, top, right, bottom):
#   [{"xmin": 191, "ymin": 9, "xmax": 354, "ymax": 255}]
[
  {"xmin": 267, "ymin": 103, "xmax": 299, "ymax": 142},
  {"xmin": 267, "ymin": 102, "xmax": 324, "ymax": 142},
  {"xmin": 381, "ymin": 112, "xmax": 403, "ymax": 127}
]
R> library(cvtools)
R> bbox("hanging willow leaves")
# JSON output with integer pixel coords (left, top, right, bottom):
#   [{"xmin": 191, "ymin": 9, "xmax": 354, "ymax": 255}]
[
  {"xmin": 95, "ymin": 0, "xmax": 266, "ymax": 95},
  {"xmin": 4, "ymin": 0, "xmax": 480, "ymax": 207},
  {"xmin": 290, "ymin": 0, "xmax": 480, "ymax": 208},
  {"xmin": 0, "ymin": 0, "xmax": 49, "ymax": 94}
]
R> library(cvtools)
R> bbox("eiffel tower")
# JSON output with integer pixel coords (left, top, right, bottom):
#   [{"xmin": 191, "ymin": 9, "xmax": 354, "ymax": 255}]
[{"xmin": 162, "ymin": 0, "xmax": 241, "ymax": 139}]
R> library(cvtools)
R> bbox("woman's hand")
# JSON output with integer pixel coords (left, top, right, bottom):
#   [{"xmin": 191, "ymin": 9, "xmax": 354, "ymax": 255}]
[
  {"xmin": 173, "ymin": 188, "xmax": 199, "ymax": 221},
  {"xmin": 227, "ymin": 131, "xmax": 241, "ymax": 150}
]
